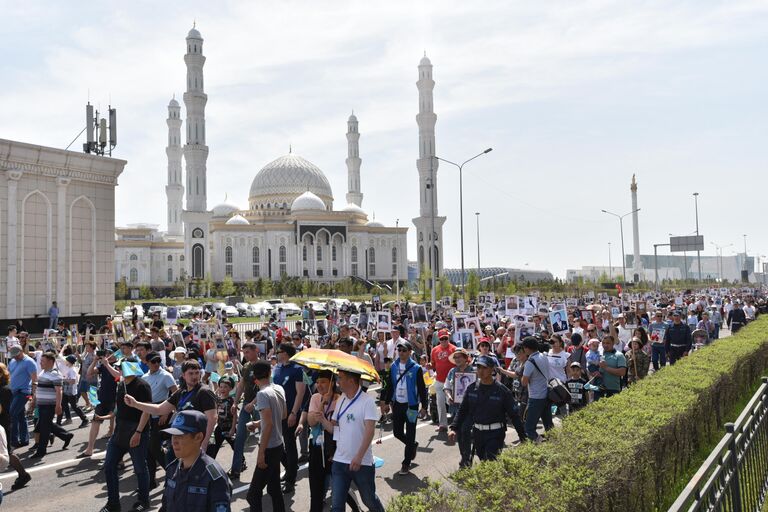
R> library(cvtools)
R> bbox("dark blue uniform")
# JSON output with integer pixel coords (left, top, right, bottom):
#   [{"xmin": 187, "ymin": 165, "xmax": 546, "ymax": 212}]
[
  {"xmin": 160, "ymin": 451, "xmax": 232, "ymax": 512},
  {"xmin": 450, "ymin": 380, "xmax": 525, "ymax": 462}
]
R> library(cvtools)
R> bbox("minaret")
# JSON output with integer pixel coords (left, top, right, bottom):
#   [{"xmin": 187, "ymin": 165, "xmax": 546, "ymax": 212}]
[
  {"xmin": 183, "ymin": 25, "xmax": 208, "ymax": 212},
  {"xmin": 631, "ymin": 174, "xmax": 642, "ymax": 282},
  {"xmin": 165, "ymin": 97, "xmax": 184, "ymax": 236},
  {"xmin": 345, "ymin": 112, "xmax": 363, "ymax": 206},
  {"xmin": 412, "ymin": 54, "xmax": 446, "ymax": 277}
]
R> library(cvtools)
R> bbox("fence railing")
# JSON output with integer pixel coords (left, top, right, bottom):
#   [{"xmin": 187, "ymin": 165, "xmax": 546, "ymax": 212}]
[{"xmin": 669, "ymin": 376, "xmax": 768, "ymax": 512}]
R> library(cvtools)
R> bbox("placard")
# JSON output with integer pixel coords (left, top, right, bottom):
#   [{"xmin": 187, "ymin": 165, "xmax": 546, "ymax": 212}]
[{"xmin": 453, "ymin": 372, "xmax": 477, "ymax": 404}]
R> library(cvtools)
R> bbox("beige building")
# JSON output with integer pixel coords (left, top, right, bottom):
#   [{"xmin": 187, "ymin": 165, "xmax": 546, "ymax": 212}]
[{"xmin": 0, "ymin": 138, "xmax": 126, "ymax": 320}]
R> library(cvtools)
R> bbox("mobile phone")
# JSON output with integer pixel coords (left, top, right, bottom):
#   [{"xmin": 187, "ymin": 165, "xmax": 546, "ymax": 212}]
[{"xmin": 96, "ymin": 349, "xmax": 107, "ymax": 357}]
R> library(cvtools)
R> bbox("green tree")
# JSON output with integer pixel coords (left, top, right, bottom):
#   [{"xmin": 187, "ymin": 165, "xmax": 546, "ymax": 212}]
[
  {"xmin": 170, "ymin": 279, "xmax": 185, "ymax": 298},
  {"xmin": 262, "ymin": 279, "xmax": 274, "ymax": 297},
  {"xmin": 466, "ymin": 271, "xmax": 480, "ymax": 300},
  {"xmin": 203, "ymin": 276, "xmax": 213, "ymax": 297},
  {"xmin": 220, "ymin": 276, "xmax": 236, "ymax": 296},
  {"xmin": 115, "ymin": 278, "xmax": 128, "ymax": 300},
  {"xmin": 139, "ymin": 285, "xmax": 153, "ymax": 300},
  {"xmin": 419, "ymin": 265, "xmax": 432, "ymax": 302},
  {"xmin": 439, "ymin": 275, "xmax": 453, "ymax": 299}
]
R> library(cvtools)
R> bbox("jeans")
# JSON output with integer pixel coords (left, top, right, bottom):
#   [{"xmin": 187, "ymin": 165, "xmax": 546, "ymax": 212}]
[
  {"xmin": 103, "ymin": 431, "xmax": 150, "ymax": 506},
  {"xmin": 230, "ymin": 407, "xmax": 254, "ymax": 473},
  {"xmin": 34, "ymin": 404, "xmax": 70, "ymax": 456},
  {"xmin": 9, "ymin": 390, "xmax": 30, "ymax": 445},
  {"xmin": 524, "ymin": 398, "xmax": 553, "ymax": 441},
  {"xmin": 282, "ymin": 420, "xmax": 298, "ymax": 486},
  {"xmin": 246, "ymin": 445, "xmax": 285, "ymax": 512},
  {"xmin": 330, "ymin": 462, "xmax": 384, "ymax": 512},
  {"xmin": 434, "ymin": 380, "xmax": 448, "ymax": 427},
  {"xmin": 651, "ymin": 344, "xmax": 667, "ymax": 371},
  {"xmin": 714, "ymin": 323, "xmax": 721, "ymax": 340},
  {"xmin": 391, "ymin": 402, "xmax": 418, "ymax": 465}
]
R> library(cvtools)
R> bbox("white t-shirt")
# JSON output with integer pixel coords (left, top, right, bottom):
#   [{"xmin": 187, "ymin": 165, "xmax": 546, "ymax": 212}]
[
  {"xmin": 376, "ymin": 340, "xmax": 395, "ymax": 361},
  {"xmin": 332, "ymin": 388, "xmax": 379, "ymax": 466},
  {"xmin": 616, "ymin": 326, "xmax": 632, "ymax": 351},
  {"xmin": 547, "ymin": 350, "xmax": 569, "ymax": 382}
]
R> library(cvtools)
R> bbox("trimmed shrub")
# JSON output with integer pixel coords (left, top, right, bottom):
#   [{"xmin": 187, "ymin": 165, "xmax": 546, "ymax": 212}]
[{"xmin": 388, "ymin": 317, "xmax": 768, "ymax": 512}]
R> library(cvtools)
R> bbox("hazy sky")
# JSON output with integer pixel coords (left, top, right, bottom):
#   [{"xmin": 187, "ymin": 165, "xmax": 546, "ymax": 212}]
[{"xmin": 2, "ymin": 1, "xmax": 767, "ymax": 278}]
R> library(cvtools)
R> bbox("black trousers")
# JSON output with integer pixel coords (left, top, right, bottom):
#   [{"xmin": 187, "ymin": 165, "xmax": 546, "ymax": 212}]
[
  {"xmin": 457, "ymin": 423, "xmax": 473, "ymax": 468},
  {"xmin": 247, "ymin": 445, "xmax": 285, "ymax": 512},
  {"xmin": 281, "ymin": 421, "xmax": 298, "ymax": 485},
  {"xmin": 206, "ymin": 425, "xmax": 236, "ymax": 459},
  {"xmin": 668, "ymin": 346, "xmax": 687, "ymax": 365},
  {"xmin": 57, "ymin": 394, "xmax": 86, "ymax": 423},
  {"xmin": 473, "ymin": 428, "xmax": 505, "ymax": 461},
  {"xmin": 35, "ymin": 404, "xmax": 69, "ymax": 456},
  {"xmin": 146, "ymin": 417, "xmax": 166, "ymax": 484},
  {"xmin": 392, "ymin": 402, "xmax": 418, "ymax": 465},
  {"xmin": 308, "ymin": 442, "xmax": 360, "ymax": 512}
]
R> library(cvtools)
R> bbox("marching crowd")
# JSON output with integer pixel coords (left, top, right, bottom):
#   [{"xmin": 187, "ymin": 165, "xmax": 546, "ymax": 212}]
[{"xmin": 1, "ymin": 288, "xmax": 766, "ymax": 511}]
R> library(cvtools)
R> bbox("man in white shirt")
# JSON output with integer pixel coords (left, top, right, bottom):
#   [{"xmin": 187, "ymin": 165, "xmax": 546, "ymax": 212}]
[
  {"xmin": 328, "ymin": 370, "xmax": 384, "ymax": 512},
  {"xmin": 744, "ymin": 302, "xmax": 756, "ymax": 321}
]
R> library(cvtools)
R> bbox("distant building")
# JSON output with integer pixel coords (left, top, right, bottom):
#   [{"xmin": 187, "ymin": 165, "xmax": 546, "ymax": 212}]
[{"xmin": 444, "ymin": 267, "xmax": 553, "ymax": 286}]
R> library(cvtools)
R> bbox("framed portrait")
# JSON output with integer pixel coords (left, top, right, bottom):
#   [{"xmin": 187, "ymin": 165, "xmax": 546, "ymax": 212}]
[
  {"xmin": 457, "ymin": 299, "xmax": 465, "ymax": 312},
  {"xmin": 549, "ymin": 310, "xmax": 569, "ymax": 334},
  {"xmin": 580, "ymin": 309, "xmax": 594, "ymax": 324},
  {"xmin": 112, "ymin": 318, "xmax": 125, "ymax": 343},
  {"xmin": 523, "ymin": 296, "xmax": 538, "ymax": 315},
  {"xmin": 478, "ymin": 294, "xmax": 486, "ymax": 305},
  {"xmin": 635, "ymin": 301, "xmax": 647, "ymax": 316},
  {"xmin": 453, "ymin": 314, "xmax": 468, "ymax": 332},
  {"xmin": 376, "ymin": 311, "xmax": 392, "ymax": 332},
  {"xmin": 610, "ymin": 306, "xmax": 621, "ymax": 318},
  {"xmin": 172, "ymin": 331, "xmax": 186, "ymax": 348},
  {"xmin": 566, "ymin": 298, "xmax": 578, "ymax": 308},
  {"xmin": 441, "ymin": 296, "xmax": 452, "ymax": 307},
  {"xmin": 412, "ymin": 304, "xmax": 428, "ymax": 324},
  {"xmin": 453, "ymin": 372, "xmax": 477, "ymax": 404},
  {"xmin": 316, "ymin": 319, "xmax": 328, "ymax": 337},
  {"xmin": 486, "ymin": 292, "xmax": 495, "ymax": 304},
  {"xmin": 358, "ymin": 313, "xmax": 368, "ymax": 329},
  {"xmin": 166, "ymin": 307, "xmax": 178, "ymax": 324},
  {"xmin": 650, "ymin": 327, "xmax": 666, "ymax": 344},
  {"xmin": 467, "ymin": 317, "xmax": 482, "ymax": 338},
  {"xmin": 624, "ymin": 311, "xmax": 638, "ymax": 327},
  {"xmin": 458, "ymin": 329, "xmax": 475, "ymax": 350},
  {"xmin": 372, "ymin": 295, "xmax": 382, "ymax": 311},
  {"xmin": 515, "ymin": 321, "xmax": 536, "ymax": 345}
]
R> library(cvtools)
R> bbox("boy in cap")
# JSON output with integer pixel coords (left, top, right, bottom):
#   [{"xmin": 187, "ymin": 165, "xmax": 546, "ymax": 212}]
[
  {"xmin": 565, "ymin": 362, "xmax": 588, "ymax": 412},
  {"xmin": 160, "ymin": 410, "xmax": 232, "ymax": 512},
  {"xmin": 206, "ymin": 376, "xmax": 237, "ymax": 459}
]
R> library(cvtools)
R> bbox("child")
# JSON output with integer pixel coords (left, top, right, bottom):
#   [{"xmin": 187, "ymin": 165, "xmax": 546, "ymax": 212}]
[
  {"xmin": 586, "ymin": 338, "xmax": 603, "ymax": 388},
  {"xmin": 378, "ymin": 357, "xmax": 393, "ymax": 423},
  {"xmin": 206, "ymin": 376, "xmax": 237, "ymax": 459},
  {"xmin": 565, "ymin": 362, "xmax": 588, "ymax": 412}
]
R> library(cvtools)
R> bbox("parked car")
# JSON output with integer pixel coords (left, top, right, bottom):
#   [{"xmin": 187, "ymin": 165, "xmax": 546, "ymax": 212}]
[
  {"xmin": 279, "ymin": 302, "xmax": 302, "ymax": 316},
  {"xmin": 148, "ymin": 305, "xmax": 168, "ymax": 320},
  {"xmin": 122, "ymin": 305, "xmax": 144, "ymax": 321},
  {"xmin": 305, "ymin": 301, "xmax": 327, "ymax": 316},
  {"xmin": 235, "ymin": 302, "xmax": 250, "ymax": 317},
  {"xmin": 211, "ymin": 302, "xmax": 227, "ymax": 311},
  {"xmin": 177, "ymin": 305, "xmax": 194, "ymax": 318},
  {"xmin": 225, "ymin": 295, "xmax": 246, "ymax": 307},
  {"xmin": 223, "ymin": 305, "xmax": 239, "ymax": 318},
  {"xmin": 247, "ymin": 302, "xmax": 274, "ymax": 317},
  {"xmin": 141, "ymin": 302, "xmax": 168, "ymax": 314}
]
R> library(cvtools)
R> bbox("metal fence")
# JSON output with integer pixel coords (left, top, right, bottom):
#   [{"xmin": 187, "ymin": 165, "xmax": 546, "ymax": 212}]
[{"xmin": 669, "ymin": 376, "xmax": 768, "ymax": 512}]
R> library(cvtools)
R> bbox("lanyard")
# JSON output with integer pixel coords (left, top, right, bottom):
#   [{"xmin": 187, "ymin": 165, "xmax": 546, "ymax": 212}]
[
  {"xmin": 178, "ymin": 389, "xmax": 196, "ymax": 410},
  {"xmin": 336, "ymin": 389, "xmax": 363, "ymax": 422},
  {"xmin": 323, "ymin": 397, "xmax": 335, "ymax": 419}
]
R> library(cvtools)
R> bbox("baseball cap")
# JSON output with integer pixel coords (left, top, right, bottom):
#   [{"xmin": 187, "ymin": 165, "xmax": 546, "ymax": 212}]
[
  {"xmin": 570, "ymin": 361, "xmax": 582, "ymax": 368},
  {"xmin": 172, "ymin": 347, "xmax": 187, "ymax": 355},
  {"xmin": 65, "ymin": 355, "xmax": 78, "ymax": 365},
  {"xmin": 162, "ymin": 410, "xmax": 208, "ymax": 436},
  {"xmin": 396, "ymin": 340, "xmax": 412, "ymax": 351},
  {"xmin": 9, "ymin": 346, "xmax": 23, "ymax": 357},
  {"xmin": 438, "ymin": 328, "xmax": 451, "ymax": 339},
  {"xmin": 475, "ymin": 355, "xmax": 498, "ymax": 368}
]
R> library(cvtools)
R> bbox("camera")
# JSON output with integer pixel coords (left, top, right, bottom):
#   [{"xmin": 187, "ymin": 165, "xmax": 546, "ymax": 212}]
[{"xmin": 96, "ymin": 349, "xmax": 107, "ymax": 357}]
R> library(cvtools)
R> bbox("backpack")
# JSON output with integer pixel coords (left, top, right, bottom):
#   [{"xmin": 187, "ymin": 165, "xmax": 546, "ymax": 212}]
[{"xmin": 529, "ymin": 356, "xmax": 571, "ymax": 406}]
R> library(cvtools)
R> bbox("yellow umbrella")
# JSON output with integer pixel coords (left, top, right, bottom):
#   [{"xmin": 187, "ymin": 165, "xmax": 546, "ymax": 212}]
[{"xmin": 290, "ymin": 348, "xmax": 380, "ymax": 382}]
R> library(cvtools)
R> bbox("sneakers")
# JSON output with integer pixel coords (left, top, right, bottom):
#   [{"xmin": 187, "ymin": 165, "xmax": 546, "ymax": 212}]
[
  {"xmin": 80, "ymin": 419, "xmax": 90, "ymax": 429},
  {"xmin": 99, "ymin": 503, "xmax": 121, "ymax": 512},
  {"xmin": 399, "ymin": 463, "xmax": 410, "ymax": 475},
  {"xmin": 62, "ymin": 433, "xmax": 74, "ymax": 450},
  {"xmin": 131, "ymin": 501, "xmax": 150, "ymax": 511},
  {"xmin": 227, "ymin": 470, "xmax": 240, "ymax": 480},
  {"xmin": 410, "ymin": 441, "xmax": 420, "ymax": 461},
  {"xmin": 11, "ymin": 473, "xmax": 32, "ymax": 490}
]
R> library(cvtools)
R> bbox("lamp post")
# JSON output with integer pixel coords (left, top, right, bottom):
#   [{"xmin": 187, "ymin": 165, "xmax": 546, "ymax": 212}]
[
  {"xmin": 601, "ymin": 208, "xmax": 640, "ymax": 285},
  {"xmin": 395, "ymin": 218, "xmax": 399, "ymax": 304},
  {"xmin": 475, "ymin": 212, "xmax": 481, "ymax": 274},
  {"xmin": 693, "ymin": 192, "xmax": 702, "ymax": 281},
  {"xmin": 710, "ymin": 242, "xmax": 732, "ymax": 282},
  {"xmin": 608, "ymin": 242, "xmax": 612, "ymax": 280},
  {"xmin": 434, "ymin": 147, "xmax": 493, "ymax": 301}
]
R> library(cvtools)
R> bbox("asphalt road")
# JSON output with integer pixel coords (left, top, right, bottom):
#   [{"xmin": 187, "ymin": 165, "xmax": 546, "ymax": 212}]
[{"xmin": 0, "ymin": 397, "xmax": 528, "ymax": 511}]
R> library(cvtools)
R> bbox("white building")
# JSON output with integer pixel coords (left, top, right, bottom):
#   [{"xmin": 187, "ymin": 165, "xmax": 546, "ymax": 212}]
[
  {"xmin": 115, "ymin": 26, "xmax": 414, "ymax": 290},
  {"xmin": 0, "ymin": 138, "xmax": 126, "ymax": 319}
]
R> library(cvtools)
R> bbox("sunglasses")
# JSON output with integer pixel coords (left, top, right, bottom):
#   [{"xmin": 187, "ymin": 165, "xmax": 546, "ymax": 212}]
[{"xmin": 397, "ymin": 348, "xmax": 410, "ymax": 352}]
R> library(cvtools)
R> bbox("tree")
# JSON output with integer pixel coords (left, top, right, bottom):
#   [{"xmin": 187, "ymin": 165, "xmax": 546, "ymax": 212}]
[
  {"xmin": 139, "ymin": 285, "xmax": 153, "ymax": 300},
  {"xmin": 466, "ymin": 271, "xmax": 480, "ymax": 301},
  {"xmin": 262, "ymin": 279, "xmax": 274, "ymax": 297},
  {"xmin": 170, "ymin": 279, "xmax": 185, "ymax": 298},
  {"xmin": 220, "ymin": 276, "xmax": 236, "ymax": 297},
  {"xmin": 505, "ymin": 280, "xmax": 518, "ymax": 295},
  {"xmin": 419, "ymin": 265, "xmax": 433, "ymax": 302},
  {"xmin": 115, "ymin": 278, "xmax": 128, "ymax": 300},
  {"xmin": 438, "ymin": 275, "xmax": 453, "ymax": 299}
]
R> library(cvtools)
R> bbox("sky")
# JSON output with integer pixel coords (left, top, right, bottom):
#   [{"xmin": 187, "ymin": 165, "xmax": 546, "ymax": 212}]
[{"xmin": 1, "ymin": 0, "xmax": 767, "ymax": 279}]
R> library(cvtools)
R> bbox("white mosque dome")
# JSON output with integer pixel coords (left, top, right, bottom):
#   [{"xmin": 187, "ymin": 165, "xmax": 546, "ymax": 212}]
[
  {"xmin": 187, "ymin": 27, "xmax": 202, "ymax": 39},
  {"xmin": 212, "ymin": 202, "xmax": 239, "ymax": 218},
  {"xmin": 291, "ymin": 191, "xmax": 326, "ymax": 212},
  {"xmin": 341, "ymin": 203, "xmax": 366, "ymax": 215},
  {"xmin": 225, "ymin": 214, "xmax": 250, "ymax": 225},
  {"xmin": 366, "ymin": 219, "xmax": 384, "ymax": 228},
  {"xmin": 420, "ymin": 55, "xmax": 431, "ymax": 66},
  {"xmin": 169, "ymin": 98, "xmax": 179, "ymax": 108},
  {"xmin": 249, "ymin": 154, "xmax": 333, "ymax": 210}
]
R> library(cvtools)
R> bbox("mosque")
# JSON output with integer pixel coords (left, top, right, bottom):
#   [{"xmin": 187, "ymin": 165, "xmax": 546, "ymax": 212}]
[{"xmin": 115, "ymin": 26, "xmax": 445, "ymax": 291}]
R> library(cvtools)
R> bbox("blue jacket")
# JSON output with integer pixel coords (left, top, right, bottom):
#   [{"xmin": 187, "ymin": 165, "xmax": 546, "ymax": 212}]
[{"xmin": 384, "ymin": 358, "xmax": 428, "ymax": 409}]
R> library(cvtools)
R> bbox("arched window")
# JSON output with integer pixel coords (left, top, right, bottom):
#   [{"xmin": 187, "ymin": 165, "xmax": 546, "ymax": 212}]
[
  {"xmin": 167, "ymin": 254, "xmax": 173, "ymax": 262},
  {"xmin": 252, "ymin": 246, "xmax": 260, "ymax": 277},
  {"xmin": 129, "ymin": 268, "xmax": 138, "ymax": 283},
  {"xmin": 351, "ymin": 246, "xmax": 358, "ymax": 262},
  {"xmin": 369, "ymin": 248, "xmax": 376, "ymax": 276},
  {"xmin": 279, "ymin": 245, "xmax": 287, "ymax": 276},
  {"xmin": 225, "ymin": 246, "xmax": 233, "ymax": 277},
  {"xmin": 167, "ymin": 268, "xmax": 173, "ymax": 282},
  {"xmin": 192, "ymin": 244, "xmax": 204, "ymax": 278},
  {"xmin": 129, "ymin": 253, "xmax": 138, "ymax": 261},
  {"xmin": 180, "ymin": 255, "xmax": 185, "ymax": 262}
]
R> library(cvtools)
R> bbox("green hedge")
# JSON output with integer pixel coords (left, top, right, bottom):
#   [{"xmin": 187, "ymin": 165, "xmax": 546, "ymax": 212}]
[{"xmin": 389, "ymin": 316, "xmax": 768, "ymax": 512}]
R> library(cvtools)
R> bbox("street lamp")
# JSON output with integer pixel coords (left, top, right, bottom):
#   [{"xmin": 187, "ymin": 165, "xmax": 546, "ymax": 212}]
[
  {"xmin": 475, "ymin": 212, "xmax": 481, "ymax": 274},
  {"xmin": 693, "ymin": 192, "xmax": 702, "ymax": 281},
  {"xmin": 434, "ymin": 147, "xmax": 493, "ymax": 301},
  {"xmin": 395, "ymin": 218, "xmax": 399, "ymax": 304},
  {"xmin": 710, "ymin": 242, "xmax": 733, "ymax": 282},
  {"xmin": 601, "ymin": 208, "xmax": 640, "ymax": 284}
]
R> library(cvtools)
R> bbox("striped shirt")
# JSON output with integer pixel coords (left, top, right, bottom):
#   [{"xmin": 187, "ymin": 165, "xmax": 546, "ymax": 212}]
[{"xmin": 37, "ymin": 368, "xmax": 63, "ymax": 405}]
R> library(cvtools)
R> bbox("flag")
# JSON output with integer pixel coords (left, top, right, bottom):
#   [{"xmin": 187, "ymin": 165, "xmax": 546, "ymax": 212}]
[{"xmin": 89, "ymin": 385, "xmax": 100, "ymax": 406}]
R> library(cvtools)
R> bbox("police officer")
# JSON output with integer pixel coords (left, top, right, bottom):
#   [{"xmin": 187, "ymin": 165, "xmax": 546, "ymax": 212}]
[
  {"xmin": 160, "ymin": 410, "xmax": 232, "ymax": 512},
  {"xmin": 664, "ymin": 311, "xmax": 692, "ymax": 365},
  {"xmin": 448, "ymin": 355, "xmax": 524, "ymax": 463}
]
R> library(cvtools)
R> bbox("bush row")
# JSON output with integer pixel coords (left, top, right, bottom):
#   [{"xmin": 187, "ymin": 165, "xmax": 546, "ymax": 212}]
[{"xmin": 388, "ymin": 317, "xmax": 768, "ymax": 512}]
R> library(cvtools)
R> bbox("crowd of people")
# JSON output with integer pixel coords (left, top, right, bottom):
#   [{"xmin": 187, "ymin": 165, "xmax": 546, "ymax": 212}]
[{"xmin": 0, "ymin": 287, "xmax": 766, "ymax": 510}]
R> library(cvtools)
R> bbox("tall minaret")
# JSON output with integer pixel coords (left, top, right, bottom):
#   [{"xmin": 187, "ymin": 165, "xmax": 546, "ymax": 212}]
[
  {"xmin": 183, "ymin": 25, "xmax": 208, "ymax": 213},
  {"xmin": 412, "ymin": 54, "xmax": 446, "ymax": 277},
  {"xmin": 345, "ymin": 112, "xmax": 363, "ymax": 206},
  {"xmin": 165, "ymin": 97, "xmax": 184, "ymax": 236},
  {"xmin": 631, "ymin": 174, "xmax": 642, "ymax": 282}
]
